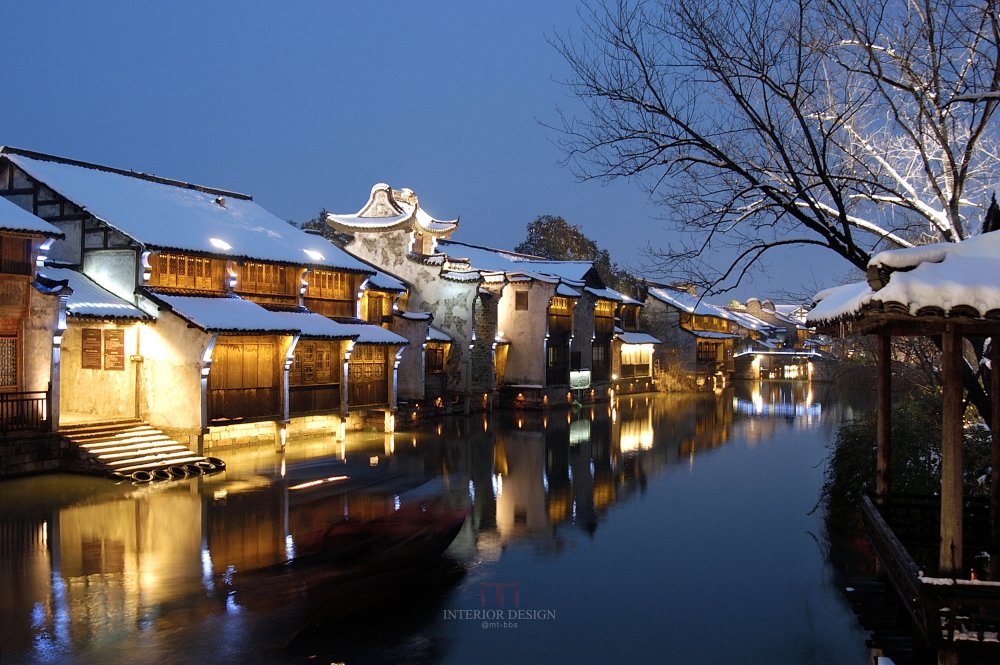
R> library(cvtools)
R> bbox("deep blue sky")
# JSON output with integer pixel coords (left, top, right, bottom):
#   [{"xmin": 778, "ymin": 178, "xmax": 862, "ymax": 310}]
[{"xmin": 3, "ymin": 1, "xmax": 852, "ymax": 301}]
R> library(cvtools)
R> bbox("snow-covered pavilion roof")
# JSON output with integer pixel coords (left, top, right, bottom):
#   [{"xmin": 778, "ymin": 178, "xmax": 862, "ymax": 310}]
[
  {"xmin": 0, "ymin": 195, "xmax": 63, "ymax": 237},
  {"xmin": 808, "ymin": 232, "xmax": 1000, "ymax": 324},
  {"xmin": 38, "ymin": 266, "xmax": 148, "ymax": 320},
  {"xmin": 326, "ymin": 183, "xmax": 458, "ymax": 236},
  {"xmin": 2, "ymin": 148, "xmax": 372, "ymax": 273}
]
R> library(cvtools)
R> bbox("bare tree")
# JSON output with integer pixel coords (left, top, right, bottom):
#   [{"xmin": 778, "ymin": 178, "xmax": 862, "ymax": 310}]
[
  {"xmin": 553, "ymin": 0, "xmax": 1000, "ymax": 293},
  {"xmin": 554, "ymin": 0, "xmax": 1000, "ymax": 424}
]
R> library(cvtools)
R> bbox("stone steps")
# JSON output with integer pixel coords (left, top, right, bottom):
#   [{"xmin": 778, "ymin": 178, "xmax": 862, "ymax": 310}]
[{"xmin": 61, "ymin": 419, "xmax": 225, "ymax": 482}]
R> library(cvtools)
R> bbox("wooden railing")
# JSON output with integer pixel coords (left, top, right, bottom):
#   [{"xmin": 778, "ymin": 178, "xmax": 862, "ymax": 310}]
[
  {"xmin": 861, "ymin": 493, "xmax": 1000, "ymax": 649},
  {"xmin": 0, "ymin": 389, "xmax": 49, "ymax": 432}
]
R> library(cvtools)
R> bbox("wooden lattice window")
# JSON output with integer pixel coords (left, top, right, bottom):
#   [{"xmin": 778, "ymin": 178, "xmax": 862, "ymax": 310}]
[
  {"xmin": 239, "ymin": 262, "xmax": 289, "ymax": 295},
  {"xmin": 0, "ymin": 236, "xmax": 31, "ymax": 275},
  {"xmin": 0, "ymin": 336, "xmax": 17, "ymax": 388},
  {"xmin": 308, "ymin": 270, "xmax": 351, "ymax": 299},
  {"xmin": 153, "ymin": 253, "xmax": 215, "ymax": 290},
  {"xmin": 291, "ymin": 341, "xmax": 337, "ymax": 386}
]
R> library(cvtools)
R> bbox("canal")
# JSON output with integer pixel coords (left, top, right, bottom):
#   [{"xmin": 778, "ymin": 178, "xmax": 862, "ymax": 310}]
[{"xmin": 0, "ymin": 382, "xmax": 869, "ymax": 664}]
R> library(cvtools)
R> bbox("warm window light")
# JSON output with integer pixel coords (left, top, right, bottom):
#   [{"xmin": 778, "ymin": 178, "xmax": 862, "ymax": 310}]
[
  {"xmin": 209, "ymin": 237, "xmax": 232, "ymax": 251},
  {"xmin": 303, "ymin": 249, "xmax": 325, "ymax": 261}
]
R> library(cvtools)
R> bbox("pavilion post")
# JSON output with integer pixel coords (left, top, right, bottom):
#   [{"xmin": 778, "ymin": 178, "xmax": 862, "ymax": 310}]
[
  {"xmin": 876, "ymin": 333, "xmax": 892, "ymax": 504},
  {"xmin": 940, "ymin": 325, "xmax": 964, "ymax": 576}
]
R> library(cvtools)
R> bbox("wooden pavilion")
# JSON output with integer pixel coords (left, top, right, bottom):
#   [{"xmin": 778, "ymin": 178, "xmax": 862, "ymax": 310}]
[{"xmin": 809, "ymin": 231, "xmax": 1000, "ymax": 663}]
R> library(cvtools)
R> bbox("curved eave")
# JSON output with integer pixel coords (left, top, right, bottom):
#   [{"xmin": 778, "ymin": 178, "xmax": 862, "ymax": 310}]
[{"xmin": 324, "ymin": 212, "xmax": 414, "ymax": 233}]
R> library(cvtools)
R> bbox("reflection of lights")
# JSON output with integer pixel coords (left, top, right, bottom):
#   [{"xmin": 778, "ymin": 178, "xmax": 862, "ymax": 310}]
[
  {"xmin": 289, "ymin": 475, "xmax": 349, "ymax": 490},
  {"xmin": 369, "ymin": 456, "xmax": 379, "ymax": 466},
  {"xmin": 543, "ymin": 472, "xmax": 549, "ymax": 491},
  {"xmin": 619, "ymin": 417, "xmax": 653, "ymax": 453},
  {"xmin": 284, "ymin": 534, "xmax": 296, "ymax": 562},
  {"xmin": 213, "ymin": 490, "xmax": 228, "ymax": 500},
  {"xmin": 393, "ymin": 495, "xmax": 401, "ymax": 511},
  {"xmin": 41, "ymin": 521, "xmax": 47, "ymax": 548},
  {"xmin": 436, "ymin": 424, "xmax": 443, "ymax": 437},
  {"xmin": 280, "ymin": 457, "xmax": 286, "ymax": 478},
  {"xmin": 492, "ymin": 473, "xmax": 503, "ymax": 498},
  {"xmin": 517, "ymin": 418, "xmax": 523, "ymax": 429},
  {"xmin": 752, "ymin": 383, "xmax": 764, "ymax": 414},
  {"xmin": 469, "ymin": 479, "xmax": 476, "ymax": 503},
  {"xmin": 201, "ymin": 549, "xmax": 215, "ymax": 592}
]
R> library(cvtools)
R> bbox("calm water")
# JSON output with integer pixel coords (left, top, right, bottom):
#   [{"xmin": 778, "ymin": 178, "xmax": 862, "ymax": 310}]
[{"xmin": 0, "ymin": 382, "xmax": 869, "ymax": 665}]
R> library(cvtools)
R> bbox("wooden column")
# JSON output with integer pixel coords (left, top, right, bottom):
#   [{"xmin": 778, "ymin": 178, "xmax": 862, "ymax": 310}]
[
  {"xmin": 876, "ymin": 334, "xmax": 892, "ymax": 503},
  {"xmin": 940, "ymin": 325, "xmax": 964, "ymax": 576},
  {"xmin": 991, "ymin": 338, "xmax": 1000, "ymax": 577}
]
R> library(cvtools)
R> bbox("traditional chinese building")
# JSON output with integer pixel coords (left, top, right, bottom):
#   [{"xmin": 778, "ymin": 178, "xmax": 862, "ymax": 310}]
[
  {"xmin": 0, "ymin": 148, "xmax": 407, "ymax": 449},
  {"xmin": 640, "ymin": 284, "xmax": 740, "ymax": 388},
  {"xmin": 326, "ymin": 184, "xmax": 652, "ymax": 410}
]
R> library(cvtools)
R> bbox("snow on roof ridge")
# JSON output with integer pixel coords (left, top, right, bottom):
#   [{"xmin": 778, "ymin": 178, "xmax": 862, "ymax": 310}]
[{"xmin": 1, "ymin": 146, "xmax": 251, "ymax": 200}]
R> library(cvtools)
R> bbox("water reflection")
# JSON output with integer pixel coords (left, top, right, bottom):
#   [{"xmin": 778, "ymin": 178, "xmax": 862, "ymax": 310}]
[{"xmin": 0, "ymin": 380, "xmax": 860, "ymax": 664}]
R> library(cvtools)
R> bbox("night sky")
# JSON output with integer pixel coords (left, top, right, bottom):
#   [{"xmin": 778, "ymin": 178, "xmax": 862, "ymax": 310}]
[{"xmin": 3, "ymin": 1, "xmax": 854, "ymax": 300}]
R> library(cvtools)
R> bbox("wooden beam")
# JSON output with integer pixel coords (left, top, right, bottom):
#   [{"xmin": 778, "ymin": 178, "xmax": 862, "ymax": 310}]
[
  {"xmin": 940, "ymin": 325, "xmax": 964, "ymax": 576},
  {"xmin": 876, "ymin": 334, "xmax": 892, "ymax": 503}
]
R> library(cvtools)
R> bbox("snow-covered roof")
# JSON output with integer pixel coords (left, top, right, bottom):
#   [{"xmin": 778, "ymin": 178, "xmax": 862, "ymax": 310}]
[
  {"xmin": 437, "ymin": 239, "xmax": 594, "ymax": 284},
  {"xmin": 366, "ymin": 269, "xmax": 407, "ymax": 293},
  {"xmin": 333, "ymin": 319, "xmax": 408, "ymax": 346},
  {"xmin": 3, "ymin": 149, "xmax": 372, "ymax": 273},
  {"xmin": 0, "ymin": 195, "xmax": 63, "ymax": 237},
  {"xmin": 646, "ymin": 286, "xmax": 720, "ymax": 317},
  {"xmin": 687, "ymin": 330, "xmax": 740, "ymax": 340},
  {"xmin": 326, "ymin": 183, "xmax": 458, "ymax": 235},
  {"xmin": 426, "ymin": 326, "xmax": 452, "ymax": 342},
  {"xmin": 262, "ymin": 310, "xmax": 359, "ymax": 340},
  {"xmin": 38, "ymin": 266, "xmax": 148, "ymax": 320},
  {"xmin": 808, "ymin": 232, "xmax": 1000, "ymax": 323},
  {"xmin": 147, "ymin": 292, "xmax": 302, "ymax": 334},
  {"xmin": 556, "ymin": 283, "xmax": 582, "ymax": 298},
  {"xmin": 395, "ymin": 310, "xmax": 432, "ymax": 321},
  {"xmin": 713, "ymin": 306, "xmax": 771, "ymax": 332},
  {"xmin": 585, "ymin": 286, "xmax": 642, "ymax": 305},
  {"xmin": 617, "ymin": 331, "xmax": 661, "ymax": 345}
]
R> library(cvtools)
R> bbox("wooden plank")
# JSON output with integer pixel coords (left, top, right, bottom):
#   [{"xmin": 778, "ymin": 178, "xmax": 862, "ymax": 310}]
[{"xmin": 940, "ymin": 325, "xmax": 964, "ymax": 576}]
